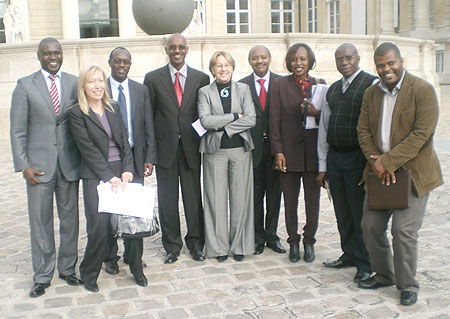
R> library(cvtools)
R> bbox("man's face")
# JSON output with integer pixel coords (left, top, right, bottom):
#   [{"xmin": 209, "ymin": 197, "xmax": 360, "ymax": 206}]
[
  {"xmin": 375, "ymin": 49, "xmax": 404, "ymax": 91},
  {"xmin": 249, "ymin": 47, "xmax": 271, "ymax": 78},
  {"xmin": 109, "ymin": 49, "xmax": 132, "ymax": 83},
  {"xmin": 165, "ymin": 35, "xmax": 189, "ymax": 70},
  {"xmin": 335, "ymin": 45, "xmax": 360, "ymax": 79},
  {"xmin": 38, "ymin": 41, "xmax": 63, "ymax": 75}
]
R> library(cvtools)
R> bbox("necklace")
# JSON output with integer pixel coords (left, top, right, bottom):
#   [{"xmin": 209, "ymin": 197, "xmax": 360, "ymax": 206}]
[{"xmin": 220, "ymin": 86, "xmax": 230, "ymax": 98}]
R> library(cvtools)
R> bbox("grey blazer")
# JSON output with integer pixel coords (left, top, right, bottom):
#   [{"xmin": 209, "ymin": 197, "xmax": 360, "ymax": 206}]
[
  {"xmin": 10, "ymin": 70, "xmax": 80, "ymax": 183},
  {"xmin": 198, "ymin": 81, "xmax": 256, "ymax": 154}
]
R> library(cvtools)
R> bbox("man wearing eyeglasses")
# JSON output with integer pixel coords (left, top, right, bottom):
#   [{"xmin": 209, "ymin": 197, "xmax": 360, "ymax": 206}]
[
  {"xmin": 144, "ymin": 33, "xmax": 210, "ymax": 264},
  {"xmin": 103, "ymin": 46, "xmax": 156, "ymax": 286},
  {"xmin": 317, "ymin": 43, "xmax": 377, "ymax": 283}
]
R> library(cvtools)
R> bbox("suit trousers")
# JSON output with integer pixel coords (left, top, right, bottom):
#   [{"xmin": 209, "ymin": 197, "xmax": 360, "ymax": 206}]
[
  {"xmin": 26, "ymin": 162, "xmax": 79, "ymax": 284},
  {"xmin": 280, "ymin": 171, "xmax": 320, "ymax": 246},
  {"xmin": 80, "ymin": 161, "xmax": 143, "ymax": 286},
  {"xmin": 254, "ymin": 139, "xmax": 282, "ymax": 246},
  {"xmin": 362, "ymin": 193, "xmax": 429, "ymax": 292},
  {"xmin": 203, "ymin": 147, "xmax": 255, "ymax": 257},
  {"xmin": 327, "ymin": 148, "xmax": 370, "ymax": 272},
  {"xmin": 156, "ymin": 140, "xmax": 204, "ymax": 254}
]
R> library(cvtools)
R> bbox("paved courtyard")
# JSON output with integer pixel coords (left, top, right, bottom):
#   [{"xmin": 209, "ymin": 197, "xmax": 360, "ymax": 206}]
[{"xmin": 0, "ymin": 86, "xmax": 449, "ymax": 318}]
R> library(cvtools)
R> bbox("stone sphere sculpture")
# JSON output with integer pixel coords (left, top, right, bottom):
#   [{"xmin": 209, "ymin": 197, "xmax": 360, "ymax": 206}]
[{"xmin": 133, "ymin": 0, "xmax": 194, "ymax": 35}]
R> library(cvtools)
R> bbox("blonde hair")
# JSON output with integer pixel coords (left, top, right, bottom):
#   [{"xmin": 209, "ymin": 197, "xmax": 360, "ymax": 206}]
[
  {"xmin": 78, "ymin": 65, "xmax": 113, "ymax": 114},
  {"xmin": 208, "ymin": 51, "xmax": 235, "ymax": 74}
]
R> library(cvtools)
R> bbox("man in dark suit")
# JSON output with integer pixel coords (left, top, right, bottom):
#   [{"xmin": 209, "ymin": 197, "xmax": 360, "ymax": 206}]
[
  {"xmin": 143, "ymin": 33, "xmax": 210, "ymax": 264},
  {"xmin": 317, "ymin": 43, "xmax": 376, "ymax": 283},
  {"xmin": 10, "ymin": 37, "xmax": 82, "ymax": 297},
  {"xmin": 103, "ymin": 47, "xmax": 156, "ymax": 281},
  {"xmin": 239, "ymin": 46, "xmax": 284, "ymax": 255}
]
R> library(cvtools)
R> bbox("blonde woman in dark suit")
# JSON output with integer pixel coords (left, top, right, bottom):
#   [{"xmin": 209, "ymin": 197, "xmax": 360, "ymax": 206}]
[
  {"xmin": 198, "ymin": 51, "xmax": 256, "ymax": 262},
  {"xmin": 69, "ymin": 66, "xmax": 146, "ymax": 292}
]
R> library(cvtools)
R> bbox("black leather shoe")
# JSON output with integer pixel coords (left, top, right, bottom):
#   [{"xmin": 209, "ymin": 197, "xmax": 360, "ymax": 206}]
[
  {"xmin": 134, "ymin": 275, "xmax": 148, "ymax": 287},
  {"xmin": 254, "ymin": 243, "xmax": 264, "ymax": 255},
  {"xmin": 353, "ymin": 270, "xmax": 371, "ymax": 283},
  {"xmin": 303, "ymin": 244, "xmax": 315, "ymax": 263},
  {"xmin": 267, "ymin": 241, "xmax": 286, "ymax": 254},
  {"xmin": 400, "ymin": 291, "xmax": 418, "ymax": 306},
  {"xmin": 289, "ymin": 244, "xmax": 300, "ymax": 262},
  {"xmin": 233, "ymin": 254, "xmax": 244, "ymax": 262},
  {"xmin": 84, "ymin": 282, "xmax": 99, "ymax": 293},
  {"xmin": 216, "ymin": 255, "xmax": 228, "ymax": 262},
  {"xmin": 191, "ymin": 250, "xmax": 205, "ymax": 262},
  {"xmin": 124, "ymin": 258, "xmax": 147, "ymax": 268},
  {"xmin": 164, "ymin": 252, "xmax": 179, "ymax": 264},
  {"xmin": 104, "ymin": 260, "xmax": 119, "ymax": 275},
  {"xmin": 59, "ymin": 274, "xmax": 83, "ymax": 286},
  {"xmin": 29, "ymin": 282, "xmax": 50, "ymax": 298},
  {"xmin": 358, "ymin": 276, "xmax": 394, "ymax": 289},
  {"xmin": 323, "ymin": 258, "xmax": 354, "ymax": 268}
]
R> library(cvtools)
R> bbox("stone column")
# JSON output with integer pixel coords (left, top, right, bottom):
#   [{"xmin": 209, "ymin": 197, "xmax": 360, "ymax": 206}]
[
  {"xmin": 380, "ymin": 0, "xmax": 395, "ymax": 35},
  {"xmin": 61, "ymin": 0, "xmax": 80, "ymax": 39},
  {"xmin": 118, "ymin": 0, "xmax": 137, "ymax": 37},
  {"xmin": 415, "ymin": 0, "xmax": 431, "ymax": 30}
]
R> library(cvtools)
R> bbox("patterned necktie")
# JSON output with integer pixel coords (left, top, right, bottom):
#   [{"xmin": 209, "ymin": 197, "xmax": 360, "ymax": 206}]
[
  {"xmin": 118, "ymin": 84, "xmax": 128, "ymax": 129},
  {"xmin": 49, "ymin": 75, "xmax": 60, "ymax": 116},
  {"xmin": 174, "ymin": 72, "xmax": 183, "ymax": 107},
  {"xmin": 342, "ymin": 79, "xmax": 350, "ymax": 93},
  {"xmin": 257, "ymin": 79, "xmax": 267, "ymax": 112}
]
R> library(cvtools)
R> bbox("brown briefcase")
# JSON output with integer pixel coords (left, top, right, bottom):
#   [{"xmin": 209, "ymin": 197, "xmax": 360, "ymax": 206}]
[{"xmin": 367, "ymin": 170, "xmax": 411, "ymax": 210}]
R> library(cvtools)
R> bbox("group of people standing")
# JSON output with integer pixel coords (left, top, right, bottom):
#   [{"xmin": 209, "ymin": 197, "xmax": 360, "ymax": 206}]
[{"xmin": 10, "ymin": 33, "xmax": 442, "ymax": 308}]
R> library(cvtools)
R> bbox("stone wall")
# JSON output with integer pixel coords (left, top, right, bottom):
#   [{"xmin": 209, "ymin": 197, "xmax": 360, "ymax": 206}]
[{"xmin": 0, "ymin": 33, "xmax": 439, "ymax": 139}]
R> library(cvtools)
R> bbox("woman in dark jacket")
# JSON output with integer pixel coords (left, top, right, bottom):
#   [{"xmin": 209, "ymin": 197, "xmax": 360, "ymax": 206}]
[
  {"xmin": 270, "ymin": 43, "xmax": 325, "ymax": 263},
  {"xmin": 69, "ymin": 66, "xmax": 146, "ymax": 292}
]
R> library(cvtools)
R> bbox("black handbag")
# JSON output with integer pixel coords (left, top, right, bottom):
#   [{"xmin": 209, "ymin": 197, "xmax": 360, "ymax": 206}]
[{"xmin": 110, "ymin": 213, "xmax": 159, "ymax": 238}]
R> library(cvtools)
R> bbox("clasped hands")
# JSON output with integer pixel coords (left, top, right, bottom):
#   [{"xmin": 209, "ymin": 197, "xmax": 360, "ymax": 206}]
[
  {"xmin": 370, "ymin": 155, "xmax": 396, "ymax": 186},
  {"xmin": 300, "ymin": 99, "xmax": 321, "ymax": 118},
  {"xmin": 109, "ymin": 172, "xmax": 133, "ymax": 193}
]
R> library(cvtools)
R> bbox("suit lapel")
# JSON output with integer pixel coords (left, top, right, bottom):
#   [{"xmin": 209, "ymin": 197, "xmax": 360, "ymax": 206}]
[
  {"xmin": 209, "ymin": 82, "xmax": 224, "ymax": 114},
  {"xmin": 128, "ymin": 80, "xmax": 137, "ymax": 123},
  {"xmin": 247, "ymin": 75, "xmax": 263, "ymax": 112},
  {"xmin": 181, "ymin": 66, "xmax": 195, "ymax": 110},
  {"xmin": 33, "ymin": 71, "xmax": 56, "ymax": 118},
  {"xmin": 161, "ymin": 65, "xmax": 180, "ymax": 109},
  {"xmin": 59, "ymin": 72, "xmax": 70, "ymax": 112},
  {"xmin": 231, "ymin": 82, "xmax": 240, "ymax": 113},
  {"xmin": 86, "ymin": 108, "xmax": 107, "ymax": 132},
  {"xmin": 390, "ymin": 72, "xmax": 412, "ymax": 137}
]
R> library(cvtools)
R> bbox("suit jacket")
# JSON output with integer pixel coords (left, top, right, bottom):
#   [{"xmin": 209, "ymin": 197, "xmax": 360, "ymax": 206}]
[
  {"xmin": 143, "ymin": 64, "xmax": 210, "ymax": 169},
  {"xmin": 357, "ymin": 71, "xmax": 443, "ymax": 196},
  {"xmin": 269, "ymin": 75, "xmax": 324, "ymax": 172},
  {"xmin": 239, "ymin": 72, "xmax": 280, "ymax": 166},
  {"xmin": 10, "ymin": 70, "xmax": 80, "ymax": 183},
  {"xmin": 198, "ymin": 81, "xmax": 256, "ymax": 154},
  {"xmin": 68, "ymin": 102, "xmax": 134, "ymax": 182},
  {"xmin": 107, "ymin": 78, "xmax": 156, "ymax": 178}
]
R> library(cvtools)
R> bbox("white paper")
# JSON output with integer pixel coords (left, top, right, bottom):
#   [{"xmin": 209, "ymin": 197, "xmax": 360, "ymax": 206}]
[
  {"xmin": 305, "ymin": 84, "xmax": 330, "ymax": 129},
  {"xmin": 97, "ymin": 182, "xmax": 156, "ymax": 218},
  {"xmin": 191, "ymin": 118, "xmax": 207, "ymax": 137}
]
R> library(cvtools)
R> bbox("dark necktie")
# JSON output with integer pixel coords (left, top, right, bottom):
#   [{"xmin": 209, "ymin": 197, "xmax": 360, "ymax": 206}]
[
  {"xmin": 257, "ymin": 79, "xmax": 266, "ymax": 112},
  {"xmin": 174, "ymin": 72, "xmax": 183, "ymax": 107},
  {"xmin": 118, "ymin": 84, "xmax": 128, "ymax": 129}
]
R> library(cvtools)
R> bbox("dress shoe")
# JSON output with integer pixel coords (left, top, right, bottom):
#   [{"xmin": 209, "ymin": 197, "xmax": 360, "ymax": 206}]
[
  {"xmin": 254, "ymin": 243, "xmax": 264, "ymax": 255},
  {"xmin": 29, "ymin": 282, "xmax": 50, "ymax": 298},
  {"xmin": 323, "ymin": 258, "xmax": 354, "ymax": 269},
  {"xmin": 104, "ymin": 260, "xmax": 119, "ymax": 275},
  {"xmin": 353, "ymin": 270, "xmax": 371, "ymax": 283},
  {"xmin": 267, "ymin": 241, "xmax": 286, "ymax": 254},
  {"xmin": 134, "ymin": 275, "xmax": 148, "ymax": 287},
  {"xmin": 216, "ymin": 255, "xmax": 228, "ymax": 262},
  {"xmin": 289, "ymin": 244, "xmax": 300, "ymax": 262},
  {"xmin": 233, "ymin": 254, "xmax": 244, "ymax": 262},
  {"xmin": 303, "ymin": 244, "xmax": 315, "ymax": 263},
  {"xmin": 400, "ymin": 291, "xmax": 418, "ymax": 306},
  {"xmin": 191, "ymin": 250, "xmax": 205, "ymax": 262},
  {"xmin": 164, "ymin": 252, "xmax": 179, "ymax": 264},
  {"xmin": 84, "ymin": 282, "xmax": 99, "ymax": 293},
  {"xmin": 59, "ymin": 274, "xmax": 83, "ymax": 286},
  {"xmin": 358, "ymin": 276, "xmax": 394, "ymax": 289},
  {"xmin": 124, "ymin": 258, "xmax": 147, "ymax": 268}
]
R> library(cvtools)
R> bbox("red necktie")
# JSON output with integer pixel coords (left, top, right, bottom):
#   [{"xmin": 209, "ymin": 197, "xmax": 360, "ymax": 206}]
[
  {"xmin": 49, "ymin": 75, "xmax": 60, "ymax": 115},
  {"xmin": 258, "ymin": 79, "xmax": 266, "ymax": 112},
  {"xmin": 174, "ymin": 72, "xmax": 183, "ymax": 107}
]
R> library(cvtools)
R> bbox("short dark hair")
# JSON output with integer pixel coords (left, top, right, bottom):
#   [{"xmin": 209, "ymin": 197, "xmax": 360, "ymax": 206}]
[
  {"xmin": 374, "ymin": 42, "xmax": 402, "ymax": 59},
  {"xmin": 285, "ymin": 43, "xmax": 316, "ymax": 73},
  {"xmin": 38, "ymin": 37, "xmax": 60, "ymax": 51},
  {"xmin": 109, "ymin": 47, "xmax": 131, "ymax": 61},
  {"xmin": 248, "ymin": 45, "xmax": 271, "ymax": 61}
]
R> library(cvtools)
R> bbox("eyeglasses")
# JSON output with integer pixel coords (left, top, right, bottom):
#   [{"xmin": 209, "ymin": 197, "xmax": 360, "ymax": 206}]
[
  {"xmin": 112, "ymin": 58, "xmax": 131, "ymax": 65},
  {"xmin": 167, "ymin": 45, "xmax": 187, "ymax": 51},
  {"xmin": 335, "ymin": 55, "xmax": 355, "ymax": 63},
  {"xmin": 215, "ymin": 63, "xmax": 232, "ymax": 69}
]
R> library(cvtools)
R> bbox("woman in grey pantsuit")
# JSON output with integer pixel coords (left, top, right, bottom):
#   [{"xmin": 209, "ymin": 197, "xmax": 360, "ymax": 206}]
[{"xmin": 198, "ymin": 51, "xmax": 256, "ymax": 262}]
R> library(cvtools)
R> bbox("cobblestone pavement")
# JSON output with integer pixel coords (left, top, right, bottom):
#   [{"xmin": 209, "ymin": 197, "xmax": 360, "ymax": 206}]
[{"xmin": 0, "ymin": 86, "xmax": 449, "ymax": 319}]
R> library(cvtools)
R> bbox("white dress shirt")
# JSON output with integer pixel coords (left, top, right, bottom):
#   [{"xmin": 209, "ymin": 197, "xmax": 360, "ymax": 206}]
[
  {"xmin": 169, "ymin": 63, "xmax": 188, "ymax": 91},
  {"xmin": 109, "ymin": 77, "xmax": 134, "ymax": 147},
  {"xmin": 253, "ymin": 71, "xmax": 270, "ymax": 96},
  {"xmin": 41, "ymin": 69, "xmax": 62, "ymax": 101}
]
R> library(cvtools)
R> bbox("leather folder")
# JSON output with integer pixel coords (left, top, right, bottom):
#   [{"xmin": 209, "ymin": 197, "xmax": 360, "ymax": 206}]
[{"xmin": 367, "ymin": 170, "xmax": 411, "ymax": 210}]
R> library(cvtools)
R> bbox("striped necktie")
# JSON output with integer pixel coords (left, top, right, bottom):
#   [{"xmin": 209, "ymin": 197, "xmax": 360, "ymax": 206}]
[{"xmin": 49, "ymin": 75, "xmax": 60, "ymax": 116}]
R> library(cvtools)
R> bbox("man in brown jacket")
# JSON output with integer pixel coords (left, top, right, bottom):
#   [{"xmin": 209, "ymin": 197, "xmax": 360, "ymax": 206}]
[{"xmin": 357, "ymin": 42, "xmax": 443, "ymax": 306}]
